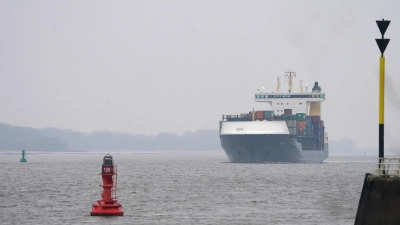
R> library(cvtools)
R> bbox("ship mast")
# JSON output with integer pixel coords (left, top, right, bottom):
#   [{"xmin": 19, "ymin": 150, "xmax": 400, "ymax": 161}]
[
  {"xmin": 285, "ymin": 70, "xmax": 296, "ymax": 93},
  {"xmin": 251, "ymin": 107, "xmax": 255, "ymax": 121},
  {"xmin": 275, "ymin": 77, "xmax": 281, "ymax": 93},
  {"xmin": 299, "ymin": 80, "xmax": 303, "ymax": 93}
]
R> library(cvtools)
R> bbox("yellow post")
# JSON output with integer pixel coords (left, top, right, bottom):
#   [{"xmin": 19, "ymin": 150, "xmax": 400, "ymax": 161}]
[
  {"xmin": 379, "ymin": 57, "xmax": 385, "ymax": 158},
  {"xmin": 379, "ymin": 57, "xmax": 385, "ymax": 125}
]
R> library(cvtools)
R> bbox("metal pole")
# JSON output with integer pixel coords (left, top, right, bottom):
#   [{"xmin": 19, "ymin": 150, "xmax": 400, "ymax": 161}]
[
  {"xmin": 375, "ymin": 18, "xmax": 390, "ymax": 162},
  {"xmin": 379, "ymin": 57, "xmax": 385, "ymax": 159}
]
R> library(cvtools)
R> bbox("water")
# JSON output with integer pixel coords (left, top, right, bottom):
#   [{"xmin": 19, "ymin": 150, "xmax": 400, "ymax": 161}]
[{"xmin": 0, "ymin": 151, "xmax": 376, "ymax": 224}]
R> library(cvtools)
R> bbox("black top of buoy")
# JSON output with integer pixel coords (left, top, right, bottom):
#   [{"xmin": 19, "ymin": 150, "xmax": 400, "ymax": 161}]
[{"xmin": 102, "ymin": 154, "xmax": 114, "ymax": 166}]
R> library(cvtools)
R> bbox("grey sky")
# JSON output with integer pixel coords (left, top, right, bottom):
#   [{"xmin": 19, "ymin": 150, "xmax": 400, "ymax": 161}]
[{"xmin": 1, "ymin": 1, "xmax": 399, "ymax": 149}]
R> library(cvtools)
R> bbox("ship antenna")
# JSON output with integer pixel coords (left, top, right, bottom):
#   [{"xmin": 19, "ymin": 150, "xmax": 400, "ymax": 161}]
[
  {"xmin": 305, "ymin": 84, "xmax": 308, "ymax": 93},
  {"xmin": 275, "ymin": 77, "xmax": 281, "ymax": 93},
  {"xmin": 285, "ymin": 70, "xmax": 296, "ymax": 93},
  {"xmin": 300, "ymin": 80, "xmax": 303, "ymax": 93}
]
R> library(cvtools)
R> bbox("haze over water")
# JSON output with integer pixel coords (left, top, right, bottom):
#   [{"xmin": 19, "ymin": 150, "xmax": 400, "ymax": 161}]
[
  {"xmin": 1, "ymin": 1, "xmax": 400, "ymax": 149},
  {"xmin": 1, "ymin": 152, "xmax": 376, "ymax": 224}
]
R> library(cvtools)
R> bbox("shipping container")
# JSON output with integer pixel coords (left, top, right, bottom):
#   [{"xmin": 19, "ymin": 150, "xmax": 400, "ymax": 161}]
[
  {"xmin": 298, "ymin": 130, "xmax": 305, "ymax": 136},
  {"xmin": 256, "ymin": 111, "xmax": 264, "ymax": 120},
  {"xmin": 263, "ymin": 110, "xmax": 274, "ymax": 119},
  {"xmin": 274, "ymin": 115, "xmax": 281, "ymax": 120},
  {"xmin": 320, "ymin": 126, "xmax": 325, "ymax": 144},
  {"xmin": 296, "ymin": 121, "xmax": 301, "ymax": 130},
  {"xmin": 310, "ymin": 116, "xmax": 321, "ymax": 123},
  {"xmin": 306, "ymin": 126, "xmax": 311, "ymax": 135},
  {"xmin": 313, "ymin": 123, "xmax": 320, "ymax": 137},
  {"xmin": 296, "ymin": 113, "xmax": 306, "ymax": 121},
  {"xmin": 283, "ymin": 114, "xmax": 295, "ymax": 120},
  {"xmin": 281, "ymin": 114, "xmax": 289, "ymax": 120},
  {"xmin": 239, "ymin": 114, "xmax": 251, "ymax": 121},
  {"xmin": 284, "ymin": 109, "xmax": 292, "ymax": 114},
  {"xmin": 297, "ymin": 121, "xmax": 306, "ymax": 131},
  {"xmin": 306, "ymin": 118, "xmax": 312, "ymax": 127}
]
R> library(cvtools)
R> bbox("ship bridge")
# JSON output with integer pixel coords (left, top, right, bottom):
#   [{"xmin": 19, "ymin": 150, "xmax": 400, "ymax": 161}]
[{"xmin": 255, "ymin": 82, "xmax": 325, "ymax": 116}]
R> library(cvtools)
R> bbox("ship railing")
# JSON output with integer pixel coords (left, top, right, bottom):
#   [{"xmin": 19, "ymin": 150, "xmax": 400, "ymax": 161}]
[
  {"xmin": 112, "ymin": 165, "xmax": 118, "ymax": 199},
  {"xmin": 222, "ymin": 115, "xmax": 252, "ymax": 121},
  {"xmin": 375, "ymin": 158, "xmax": 400, "ymax": 177}
]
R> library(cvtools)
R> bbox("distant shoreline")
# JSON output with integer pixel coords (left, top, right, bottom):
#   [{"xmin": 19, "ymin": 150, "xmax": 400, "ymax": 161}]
[{"xmin": 0, "ymin": 149, "xmax": 223, "ymax": 154}]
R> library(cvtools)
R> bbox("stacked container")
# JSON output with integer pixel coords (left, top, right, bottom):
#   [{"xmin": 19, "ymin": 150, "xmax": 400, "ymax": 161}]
[
  {"xmin": 263, "ymin": 110, "xmax": 274, "ymax": 120},
  {"xmin": 320, "ymin": 120, "xmax": 325, "ymax": 146},
  {"xmin": 242, "ymin": 113, "xmax": 251, "ymax": 121},
  {"xmin": 294, "ymin": 113, "xmax": 306, "ymax": 136},
  {"xmin": 310, "ymin": 116, "xmax": 321, "ymax": 123},
  {"xmin": 306, "ymin": 117, "xmax": 312, "ymax": 127},
  {"xmin": 281, "ymin": 114, "xmax": 296, "ymax": 120},
  {"xmin": 305, "ymin": 117, "xmax": 312, "ymax": 135},
  {"xmin": 297, "ymin": 121, "xmax": 306, "ymax": 136},
  {"xmin": 295, "ymin": 113, "xmax": 306, "ymax": 121},
  {"xmin": 227, "ymin": 115, "xmax": 239, "ymax": 121},
  {"xmin": 256, "ymin": 111, "xmax": 264, "ymax": 120},
  {"xmin": 240, "ymin": 113, "xmax": 249, "ymax": 117}
]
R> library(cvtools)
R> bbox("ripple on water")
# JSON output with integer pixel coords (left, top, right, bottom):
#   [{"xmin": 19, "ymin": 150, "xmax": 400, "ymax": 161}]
[{"xmin": 0, "ymin": 152, "xmax": 376, "ymax": 225}]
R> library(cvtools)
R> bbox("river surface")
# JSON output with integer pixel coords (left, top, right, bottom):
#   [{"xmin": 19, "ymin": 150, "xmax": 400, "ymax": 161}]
[{"xmin": 0, "ymin": 151, "xmax": 377, "ymax": 225}]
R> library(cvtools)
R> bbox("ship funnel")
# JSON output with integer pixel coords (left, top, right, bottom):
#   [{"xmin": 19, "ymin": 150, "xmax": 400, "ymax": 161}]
[
  {"xmin": 312, "ymin": 82, "xmax": 322, "ymax": 92},
  {"xmin": 312, "ymin": 82, "xmax": 318, "ymax": 91}
]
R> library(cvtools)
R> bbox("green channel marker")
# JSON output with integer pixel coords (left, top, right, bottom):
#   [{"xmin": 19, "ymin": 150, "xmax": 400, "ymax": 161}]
[{"xmin": 20, "ymin": 150, "xmax": 27, "ymax": 162}]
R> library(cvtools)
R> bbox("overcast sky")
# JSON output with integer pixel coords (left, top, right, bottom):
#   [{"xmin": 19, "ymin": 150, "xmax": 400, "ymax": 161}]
[{"xmin": 1, "ymin": 1, "xmax": 399, "ymax": 149}]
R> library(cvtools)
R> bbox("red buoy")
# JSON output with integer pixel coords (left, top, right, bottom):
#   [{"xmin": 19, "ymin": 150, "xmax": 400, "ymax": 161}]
[{"xmin": 90, "ymin": 154, "xmax": 124, "ymax": 216}]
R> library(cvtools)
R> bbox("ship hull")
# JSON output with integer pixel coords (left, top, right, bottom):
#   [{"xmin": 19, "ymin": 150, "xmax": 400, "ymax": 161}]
[{"xmin": 220, "ymin": 134, "xmax": 328, "ymax": 163}]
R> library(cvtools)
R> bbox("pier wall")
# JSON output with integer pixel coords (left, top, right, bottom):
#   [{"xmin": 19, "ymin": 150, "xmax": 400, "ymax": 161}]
[{"xmin": 355, "ymin": 173, "xmax": 400, "ymax": 225}]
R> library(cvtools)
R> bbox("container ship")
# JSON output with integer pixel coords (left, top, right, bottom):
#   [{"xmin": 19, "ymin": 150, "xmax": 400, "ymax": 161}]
[{"xmin": 219, "ymin": 71, "xmax": 328, "ymax": 163}]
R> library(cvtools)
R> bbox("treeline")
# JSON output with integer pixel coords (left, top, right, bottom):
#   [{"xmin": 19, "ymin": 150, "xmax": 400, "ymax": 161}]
[
  {"xmin": 0, "ymin": 123, "xmax": 221, "ymax": 151},
  {"xmin": 3, "ymin": 122, "xmax": 389, "ymax": 154},
  {"xmin": 0, "ymin": 123, "xmax": 67, "ymax": 151}
]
